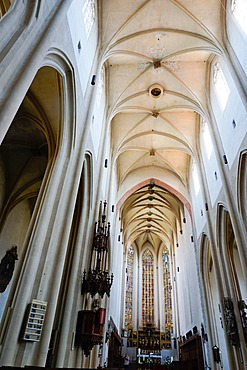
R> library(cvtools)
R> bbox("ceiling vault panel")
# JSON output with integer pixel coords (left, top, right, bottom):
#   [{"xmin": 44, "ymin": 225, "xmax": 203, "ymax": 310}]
[{"xmin": 101, "ymin": 0, "xmax": 223, "ymax": 252}]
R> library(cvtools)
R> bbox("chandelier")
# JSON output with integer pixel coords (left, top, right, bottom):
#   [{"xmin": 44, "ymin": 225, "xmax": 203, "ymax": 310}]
[{"xmin": 81, "ymin": 201, "xmax": 114, "ymax": 298}]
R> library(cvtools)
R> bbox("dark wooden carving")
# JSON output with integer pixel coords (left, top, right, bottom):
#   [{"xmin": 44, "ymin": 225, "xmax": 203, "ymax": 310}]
[
  {"xmin": 179, "ymin": 335, "xmax": 204, "ymax": 370},
  {"xmin": 0, "ymin": 245, "xmax": 18, "ymax": 293},
  {"xmin": 238, "ymin": 300, "xmax": 247, "ymax": 342},
  {"xmin": 75, "ymin": 309, "xmax": 106, "ymax": 356},
  {"xmin": 223, "ymin": 297, "xmax": 239, "ymax": 346}
]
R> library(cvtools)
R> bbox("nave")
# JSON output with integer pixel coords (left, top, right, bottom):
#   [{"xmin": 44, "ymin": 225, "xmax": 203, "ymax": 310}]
[{"xmin": 0, "ymin": 1, "xmax": 246, "ymax": 369}]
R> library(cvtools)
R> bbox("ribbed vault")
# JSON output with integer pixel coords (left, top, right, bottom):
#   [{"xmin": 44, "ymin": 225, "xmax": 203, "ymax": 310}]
[
  {"xmin": 101, "ymin": 0, "xmax": 224, "ymax": 250},
  {"xmin": 121, "ymin": 182, "xmax": 184, "ymax": 248}
]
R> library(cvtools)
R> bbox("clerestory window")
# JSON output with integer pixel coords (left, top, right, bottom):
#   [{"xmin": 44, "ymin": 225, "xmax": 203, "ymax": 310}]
[
  {"xmin": 202, "ymin": 120, "xmax": 213, "ymax": 159},
  {"xmin": 82, "ymin": 0, "xmax": 95, "ymax": 38},
  {"xmin": 96, "ymin": 67, "xmax": 104, "ymax": 107},
  {"xmin": 213, "ymin": 62, "xmax": 230, "ymax": 111},
  {"xmin": 231, "ymin": 0, "xmax": 247, "ymax": 36}
]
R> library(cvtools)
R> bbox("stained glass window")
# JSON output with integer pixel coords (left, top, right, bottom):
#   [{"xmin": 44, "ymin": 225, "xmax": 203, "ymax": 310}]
[
  {"xmin": 125, "ymin": 246, "xmax": 134, "ymax": 327},
  {"xmin": 142, "ymin": 249, "xmax": 154, "ymax": 325},
  {"xmin": 162, "ymin": 248, "xmax": 172, "ymax": 348}
]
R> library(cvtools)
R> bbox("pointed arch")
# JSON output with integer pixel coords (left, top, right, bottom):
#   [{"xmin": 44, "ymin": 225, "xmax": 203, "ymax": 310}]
[
  {"xmin": 0, "ymin": 0, "xmax": 12, "ymax": 18},
  {"xmin": 237, "ymin": 150, "xmax": 247, "ymax": 232}
]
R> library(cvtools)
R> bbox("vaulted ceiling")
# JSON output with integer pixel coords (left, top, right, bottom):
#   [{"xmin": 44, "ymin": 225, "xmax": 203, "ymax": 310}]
[{"xmin": 100, "ymin": 0, "xmax": 224, "ymax": 250}]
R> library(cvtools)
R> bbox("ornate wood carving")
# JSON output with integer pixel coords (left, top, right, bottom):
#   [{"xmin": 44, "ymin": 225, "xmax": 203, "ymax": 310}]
[
  {"xmin": 0, "ymin": 245, "xmax": 18, "ymax": 293},
  {"xmin": 223, "ymin": 297, "xmax": 239, "ymax": 346},
  {"xmin": 238, "ymin": 300, "xmax": 247, "ymax": 342},
  {"xmin": 75, "ymin": 309, "xmax": 106, "ymax": 356}
]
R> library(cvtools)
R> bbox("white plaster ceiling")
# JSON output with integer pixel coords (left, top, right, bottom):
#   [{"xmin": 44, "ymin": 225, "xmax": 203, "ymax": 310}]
[{"xmin": 100, "ymin": 0, "xmax": 223, "ymax": 250}]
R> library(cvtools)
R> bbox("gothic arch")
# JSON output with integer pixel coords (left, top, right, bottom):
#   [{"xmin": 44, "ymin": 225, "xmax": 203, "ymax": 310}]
[
  {"xmin": 0, "ymin": 0, "xmax": 12, "ymax": 18},
  {"xmin": 0, "ymin": 51, "xmax": 76, "ymax": 239},
  {"xmin": 216, "ymin": 204, "xmax": 247, "ymax": 367},
  {"xmin": 217, "ymin": 205, "xmax": 242, "ymax": 295},
  {"xmin": 0, "ymin": 53, "xmax": 76, "ymax": 336},
  {"xmin": 237, "ymin": 150, "xmax": 247, "ymax": 233},
  {"xmin": 141, "ymin": 243, "xmax": 156, "ymax": 259},
  {"xmin": 48, "ymin": 152, "xmax": 93, "ymax": 367},
  {"xmin": 117, "ymin": 178, "xmax": 191, "ymax": 217},
  {"xmin": 218, "ymin": 205, "xmax": 246, "ymax": 303},
  {"xmin": 200, "ymin": 234, "xmax": 219, "ymax": 340},
  {"xmin": 199, "ymin": 232, "xmax": 230, "ymax": 369}
]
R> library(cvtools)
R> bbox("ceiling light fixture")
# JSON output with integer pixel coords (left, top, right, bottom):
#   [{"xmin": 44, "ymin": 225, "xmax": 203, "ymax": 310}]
[{"xmin": 149, "ymin": 84, "xmax": 163, "ymax": 98}]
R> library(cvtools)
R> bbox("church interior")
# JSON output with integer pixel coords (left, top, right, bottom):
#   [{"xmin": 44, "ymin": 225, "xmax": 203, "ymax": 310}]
[{"xmin": 0, "ymin": 1, "xmax": 246, "ymax": 369}]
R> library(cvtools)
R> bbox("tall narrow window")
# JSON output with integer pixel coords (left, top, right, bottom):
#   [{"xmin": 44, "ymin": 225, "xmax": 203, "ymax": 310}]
[
  {"xmin": 82, "ymin": 0, "xmax": 95, "ymax": 38},
  {"xmin": 231, "ymin": 0, "xmax": 247, "ymax": 35},
  {"xmin": 142, "ymin": 249, "xmax": 154, "ymax": 326},
  {"xmin": 213, "ymin": 63, "xmax": 230, "ymax": 110},
  {"xmin": 192, "ymin": 161, "xmax": 200, "ymax": 196},
  {"xmin": 202, "ymin": 120, "xmax": 213, "ymax": 159},
  {"xmin": 96, "ymin": 67, "xmax": 104, "ymax": 107},
  {"xmin": 162, "ymin": 248, "xmax": 172, "ymax": 349},
  {"xmin": 125, "ymin": 246, "xmax": 134, "ymax": 327}
]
